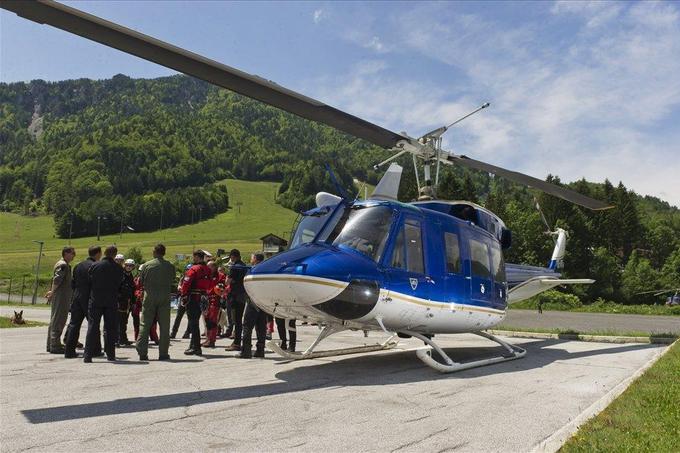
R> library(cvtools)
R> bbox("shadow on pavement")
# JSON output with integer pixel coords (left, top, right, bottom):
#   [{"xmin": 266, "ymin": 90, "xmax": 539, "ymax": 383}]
[{"xmin": 21, "ymin": 339, "xmax": 661, "ymax": 424}]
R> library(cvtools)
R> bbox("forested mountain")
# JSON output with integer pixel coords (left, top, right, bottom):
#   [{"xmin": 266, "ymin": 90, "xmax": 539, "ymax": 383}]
[{"xmin": 0, "ymin": 74, "xmax": 678, "ymax": 303}]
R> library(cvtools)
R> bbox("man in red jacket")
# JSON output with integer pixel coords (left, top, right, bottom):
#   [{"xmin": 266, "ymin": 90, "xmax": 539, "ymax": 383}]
[{"xmin": 179, "ymin": 250, "xmax": 212, "ymax": 356}]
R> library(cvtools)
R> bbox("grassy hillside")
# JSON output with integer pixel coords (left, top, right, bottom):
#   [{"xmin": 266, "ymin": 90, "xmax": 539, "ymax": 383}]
[{"xmin": 0, "ymin": 178, "xmax": 297, "ymax": 279}]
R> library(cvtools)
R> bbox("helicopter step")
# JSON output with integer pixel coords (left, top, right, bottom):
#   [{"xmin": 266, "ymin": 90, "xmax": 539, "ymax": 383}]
[
  {"xmin": 267, "ymin": 324, "xmax": 399, "ymax": 360},
  {"xmin": 402, "ymin": 330, "xmax": 527, "ymax": 373}
]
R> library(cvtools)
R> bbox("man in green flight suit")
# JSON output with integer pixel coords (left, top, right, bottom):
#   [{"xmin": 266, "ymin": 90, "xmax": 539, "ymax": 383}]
[{"xmin": 136, "ymin": 243, "xmax": 176, "ymax": 361}]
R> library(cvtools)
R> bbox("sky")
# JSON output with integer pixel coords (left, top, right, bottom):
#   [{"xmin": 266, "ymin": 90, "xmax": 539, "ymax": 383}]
[{"xmin": 2, "ymin": 1, "xmax": 679, "ymax": 207}]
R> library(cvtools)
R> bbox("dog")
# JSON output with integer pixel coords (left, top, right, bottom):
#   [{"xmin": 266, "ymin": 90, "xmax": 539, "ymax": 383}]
[{"xmin": 10, "ymin": 310, "xmax": 25, "ymax": 325}]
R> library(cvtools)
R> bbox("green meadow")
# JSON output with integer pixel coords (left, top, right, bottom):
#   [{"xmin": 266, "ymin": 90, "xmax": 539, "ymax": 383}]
[{"xmin": 0, "ymin": 179, "xmax": 297, "ymax": 280}]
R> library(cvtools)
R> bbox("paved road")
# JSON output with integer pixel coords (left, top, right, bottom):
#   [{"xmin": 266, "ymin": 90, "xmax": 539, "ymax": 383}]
[
  {"xmin": 0, "ymin": 309, "xmax": 669, "ymax": 453},
  {"xmin": 5, "ymin": 306, "xmax": 678, "ymax": 335},
  {"xmin": 503, "ymin": 309, "xmax": 680, "ymax": 335}
]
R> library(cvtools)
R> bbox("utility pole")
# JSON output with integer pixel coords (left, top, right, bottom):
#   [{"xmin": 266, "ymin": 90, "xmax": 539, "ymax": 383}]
[
  {"xmin": 159, "ymin": 204, "xmax": 164, "ymax": 231},
  {"xmin": 96, "ymin": 214, "xmax": 106, "ymax": 241},
  {"xmin": 119, "ymin": 211, "xmax": 125, "ymax": 239},
  {"xmin": 68, "ymin": 213, "xmax": 73, "ymax": 245},
  {"xmin": 191, "ymin": 207, "xmax": 195, "ymax": 224},
  {"xmin": 199, "ymin": 206, "xmax": 203, "ymax": 223},
  {"xmin": 31, "ymin": 240, "xmax": 44, "ymax": 305}
]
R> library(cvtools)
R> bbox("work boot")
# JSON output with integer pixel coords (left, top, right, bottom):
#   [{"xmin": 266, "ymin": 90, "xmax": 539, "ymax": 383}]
[
  {"xmin": 83, "ymin": 357, "xmax": 92, "ymax": 363},
  {"xmin": 236, "ymin": 350, "xmax": 252, "ymax": 359},
  {"xmin": 254, "ymin": 348, "xmax": 265, "ymax": 358},
  {"xmin": 158, "ymin": 355, "xmax": 171, "ymax": 361},
  {"xmin": 280, "ymin": 341, "xmax": 288, "ymax": 351}
]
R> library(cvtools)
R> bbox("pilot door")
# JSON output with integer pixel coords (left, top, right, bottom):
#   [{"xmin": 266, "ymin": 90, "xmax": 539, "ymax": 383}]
[{"xmin": 384, "ymin": 216, "xmax": 430, "ymax": 305}]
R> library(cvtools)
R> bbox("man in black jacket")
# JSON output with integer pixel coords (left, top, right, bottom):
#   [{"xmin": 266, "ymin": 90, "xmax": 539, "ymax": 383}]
[
  {"xmin": 64, "ymin": 246, "xmax": 102, "ymax": 358},
  {"xmin": 225, "ymin": 249, "xmax": 248, "ymax": 352},
  {"xmin": 84, "ymin": 245, "xmax": 124, "ymax": 362}
]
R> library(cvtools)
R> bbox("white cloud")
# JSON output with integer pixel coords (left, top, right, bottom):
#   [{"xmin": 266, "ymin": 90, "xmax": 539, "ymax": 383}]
[
  {"xmin": 310, "ymin": 2, "xmax": 680, "ymax": 206},
  {"xmin": 364, "ymin": 36, "xmax": 385, "ymax": 52},
  {"xmin": 313, "ymin": 9, "xmax": 325, "ymax": 24}
]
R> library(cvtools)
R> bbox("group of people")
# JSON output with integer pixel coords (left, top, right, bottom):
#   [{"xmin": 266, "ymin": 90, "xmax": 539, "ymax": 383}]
[{"xmin": 45, "ymin": 244, "xmax": 296, "ymax": 362}]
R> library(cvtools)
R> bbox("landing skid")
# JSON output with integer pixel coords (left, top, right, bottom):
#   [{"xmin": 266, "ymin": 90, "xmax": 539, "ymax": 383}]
[
  {"xmin": 401, "ymin": 330, "xmax": 526, "ymax": 373},
  {"xmin": 267, "ymin": 324, "xmax": 399, "ymax": 360}
]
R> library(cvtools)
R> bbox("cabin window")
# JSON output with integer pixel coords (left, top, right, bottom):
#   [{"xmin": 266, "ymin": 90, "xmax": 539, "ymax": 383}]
[
  {"xmin": 389, "ymin": 219, "xmax": 425, "ymax": 274},
  {"xmin": 405, "ymin": 220, "xmax": 425, "ymax": 274},
  {"xmin": 491, "ymin": 243, "xmax": 506, "ymax": 283},
  {"xmin": 390, "ymin": 228, "xmax": 405, "ymax": 269},
  {"xmin": 469, "ymin": 238, "xmax": 491, "ymax": 278},
  {"xmin": 332, "ymin": 206, "xmax": 393, "ymax": 262},
  {"xmin": 444, "ymin": 232, "xmax": 462, "ymax": 274}
]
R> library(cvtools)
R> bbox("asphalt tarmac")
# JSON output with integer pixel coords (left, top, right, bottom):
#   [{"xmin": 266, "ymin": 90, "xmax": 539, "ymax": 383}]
[
  {"xmin": 0, "ymin": 307, "xmax": 670, "ymax": 452},
  {"xmin": 501, "ymin": 309, "xmax": 680, "ymax": 334}
]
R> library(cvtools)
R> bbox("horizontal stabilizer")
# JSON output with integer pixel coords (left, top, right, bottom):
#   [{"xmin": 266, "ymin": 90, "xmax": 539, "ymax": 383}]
[{"xmin": 508, "ymin": 277, "xmax": 594, "ymax": 304}]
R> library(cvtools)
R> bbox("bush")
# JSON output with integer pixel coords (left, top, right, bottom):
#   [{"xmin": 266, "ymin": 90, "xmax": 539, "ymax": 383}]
[{"xmin": 125, "ymin": 247, "xmax": 144, "ymax": 266}]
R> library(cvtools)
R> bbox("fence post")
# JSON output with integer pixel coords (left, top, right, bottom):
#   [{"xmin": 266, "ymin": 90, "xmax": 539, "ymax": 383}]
[
  {"xmin": 20, "ymin": 276, "xmax": 26, "ymax": 304},
  {"xmin": 7, "ymin": 277, "xmax": 11, "ymax": 303}
]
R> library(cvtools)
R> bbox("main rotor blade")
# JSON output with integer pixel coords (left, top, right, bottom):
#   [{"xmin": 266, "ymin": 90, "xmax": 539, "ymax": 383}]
[
  {"xmin": 444, "ymin": 154, "xmax": 613, "ymax": 210},
  {"xmin": 1, "ymin": 0, "xmax": 406, "ymax": 149}
]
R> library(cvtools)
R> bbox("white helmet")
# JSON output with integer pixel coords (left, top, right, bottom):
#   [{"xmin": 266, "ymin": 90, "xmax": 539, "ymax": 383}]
[
  {"xmin": 124, "ymin": 258, "xmax": 136, "ymax": 266},
  {"xmin": 115, "ymin": 254, "xmax": 125, "ymax": 261}
]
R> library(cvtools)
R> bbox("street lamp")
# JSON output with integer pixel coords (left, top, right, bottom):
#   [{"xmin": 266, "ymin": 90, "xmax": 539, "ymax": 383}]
[
  {"xmin": 31, "ymin": 240, "xmax": 44, "ymax": 305},
  {"xmin": 96, "ymin": 214, "xmax": 106, "ymax": 241}
]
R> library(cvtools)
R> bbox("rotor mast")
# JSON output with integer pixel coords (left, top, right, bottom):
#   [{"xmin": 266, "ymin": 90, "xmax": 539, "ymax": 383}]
[{"xmin": 376, "ymin": 103, "xmax": 490, "ymax": 200}]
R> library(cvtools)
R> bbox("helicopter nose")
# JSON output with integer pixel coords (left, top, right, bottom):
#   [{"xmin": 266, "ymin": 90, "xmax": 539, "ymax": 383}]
[
  {"xmin": 244, "ymin": 243, "xmax": 382, "ymax": 319},
  {"xmin": 244, "ymin": 273, "xmax": 348, "ymax": 308}
]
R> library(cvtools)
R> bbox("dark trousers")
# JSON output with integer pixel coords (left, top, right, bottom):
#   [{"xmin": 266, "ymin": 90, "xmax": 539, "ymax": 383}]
[
  {"xmin": 242, "ymin": 302, "xmax": 267, "ymax": 352},
  {"xmin": 186, "ymin": 300, "xmax": 202, "ymax": 351},
  {"xmin": 85, "ymin": 305, "xmax": 118, "ymax": 359},
  {"xmin": 225, "ymin": 298, "xmax": 234, "ymax": 334},
  {"xmin": 230, "ymin": 296, "xmax": 246, "ymax": 346},
  {"xmin": 276, "ymin": 317, "xmax": 297, "ymax": 350},
  {"xmin": 65, "ymin": 301, "xmax": 101, "ymax": 356},
  {"xmin": 171, "ymin": 303, "xmax": 190, "ymax": 337},
  {"xmin": 118, "ymin": 310, "xmax": 130, "ymax": 344}
]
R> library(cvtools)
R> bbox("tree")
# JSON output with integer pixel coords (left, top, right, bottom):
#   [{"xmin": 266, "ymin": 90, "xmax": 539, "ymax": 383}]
[{"xmin": 621, "ymin": 251, "xmax": 661, "ymax": 304}]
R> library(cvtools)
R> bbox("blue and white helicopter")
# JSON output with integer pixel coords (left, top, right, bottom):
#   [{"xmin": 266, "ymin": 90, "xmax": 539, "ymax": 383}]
[{"xmin": 3, "ymin": 0, "xmax": 611, "ymax": 372}]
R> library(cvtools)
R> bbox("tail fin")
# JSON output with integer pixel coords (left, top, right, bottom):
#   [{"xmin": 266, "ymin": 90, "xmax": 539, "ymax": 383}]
[{"xmin": 547, "ymin": 228, "xmax": 568, "ymax": 270}]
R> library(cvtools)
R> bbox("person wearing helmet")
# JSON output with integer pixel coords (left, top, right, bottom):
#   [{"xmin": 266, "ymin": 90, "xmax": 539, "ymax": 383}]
[
  {"xmin": 178, "ymin": 250, "xmax": 212, "ymax": 356},
  {"xmin": 114, "ymin": 254, "xmax": 125, "ymax": 267},
  {"xmin": 200, "ymin": 261, "xmax": 221, "ymax": 348},
  {"xmin": 116, "ymin": 258, "xmax": 136, "ymax": 346}
]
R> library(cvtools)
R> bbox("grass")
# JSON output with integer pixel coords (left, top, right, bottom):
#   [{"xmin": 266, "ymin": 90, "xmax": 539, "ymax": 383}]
[
  {"xmin": 510, "ymin": 302, "xmax": 680, "ymax": 316},
  {"xmin": 0, "ymin": 316, "xmax": 48, "ymax": 328},
  {"xmin": 560, "ymin": 340, "xmax": 680, "ymax": 452},
  {"xmin": 491, "ymin": 325, "xmax": 679, "ymax": 341},
  {"xmin": 0, "ymin": 178, "xmax": 298, "ymax": 280}
]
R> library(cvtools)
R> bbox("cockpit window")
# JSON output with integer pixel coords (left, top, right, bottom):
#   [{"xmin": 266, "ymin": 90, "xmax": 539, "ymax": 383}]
[
  {"xmin": 332, "ymin": 206, "xmax": 393, "ymax": 262},
  {"xmin": 290, "ymin": 206, "xmax": 333, "ymax": 249}
]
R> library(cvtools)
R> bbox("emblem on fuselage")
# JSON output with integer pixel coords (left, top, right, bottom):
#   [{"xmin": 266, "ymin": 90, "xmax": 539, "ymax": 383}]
[
  {"xmin": 410, "ymin": 278, "xmax": 418, "ymax": 290},
  {"xmin": 480, "ymin": 284, "xmax": 485, "ymax": 294}
]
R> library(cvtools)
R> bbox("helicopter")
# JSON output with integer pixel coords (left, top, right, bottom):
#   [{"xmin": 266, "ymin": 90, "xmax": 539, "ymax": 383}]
[{"xmin": 2, "ymin": 0, "xmax": 611, "ymax": 373}]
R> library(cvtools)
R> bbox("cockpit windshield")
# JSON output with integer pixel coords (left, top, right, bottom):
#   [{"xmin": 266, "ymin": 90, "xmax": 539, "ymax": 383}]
[{"xmin": 332, "ymin": 206, "xmax": 393, "ymax": 262}]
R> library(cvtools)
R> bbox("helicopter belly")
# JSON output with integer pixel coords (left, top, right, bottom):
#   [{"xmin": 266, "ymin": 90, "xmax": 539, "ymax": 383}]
[{"xmin": 362, "ymin": 290, "xmax": 506, "ymax": 334}]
